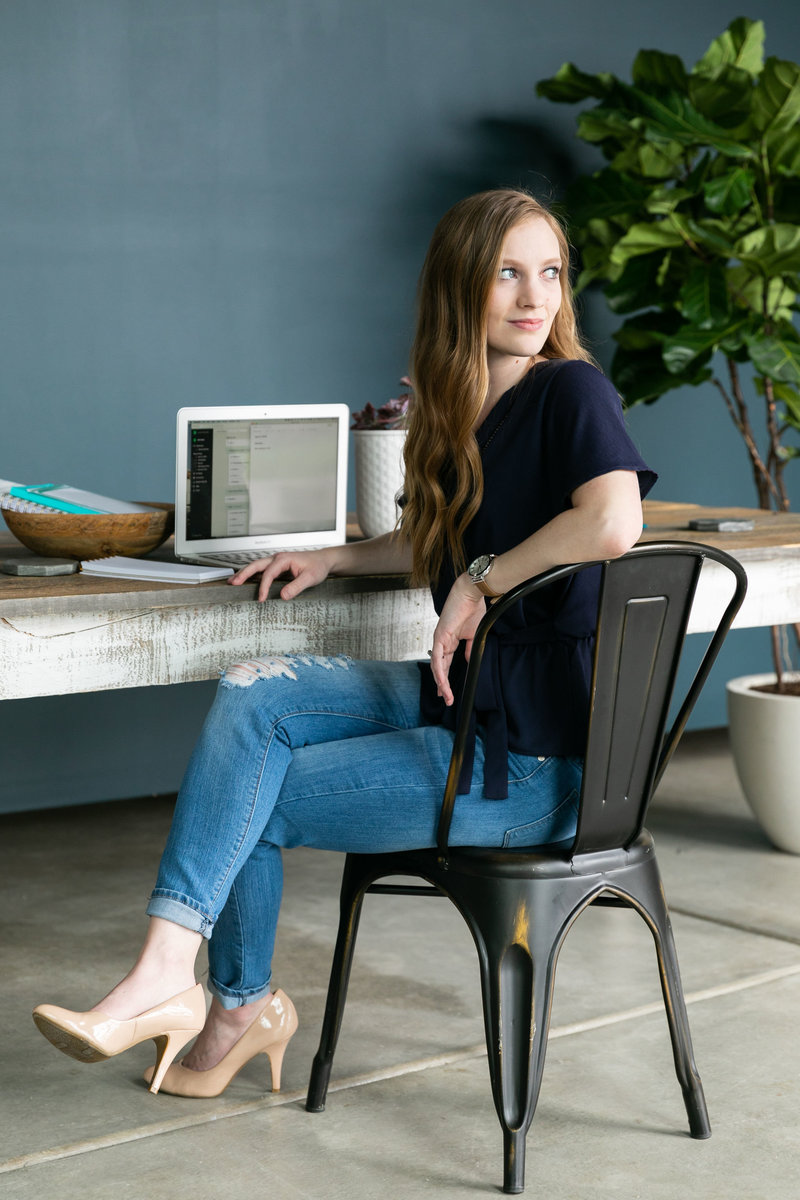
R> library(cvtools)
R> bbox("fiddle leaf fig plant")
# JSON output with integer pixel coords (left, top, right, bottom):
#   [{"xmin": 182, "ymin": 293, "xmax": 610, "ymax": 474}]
[{"xmin": 537, "ymin": 17, "xmax": 800, "ymax": 517}]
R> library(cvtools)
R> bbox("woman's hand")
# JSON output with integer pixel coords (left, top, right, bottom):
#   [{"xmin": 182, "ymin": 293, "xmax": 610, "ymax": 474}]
[
  {"xmin": 227, "ymin": 532, "xmax": 413, "ymax": 604},
  {"xmin": 429, "ymin": 574, "xmax": 486, "ymax": 707},
  {"xmin": 229, "ymin": 548, "xmax": 336, "ymax": 603}
]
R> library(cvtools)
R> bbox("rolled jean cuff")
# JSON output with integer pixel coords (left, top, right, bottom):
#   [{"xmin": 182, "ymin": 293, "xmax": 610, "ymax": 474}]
[
  {"xmin": 207, "ymin": 975, "xmax": 273, "ymax": 1011},
  {"xmin": 146, "ymin": 892, "xmax": 216, "ymax": 938}
]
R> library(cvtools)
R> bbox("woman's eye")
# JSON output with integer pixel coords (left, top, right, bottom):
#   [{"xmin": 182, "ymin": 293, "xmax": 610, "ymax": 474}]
[
  {"xmin": 543, "ymin": 266, "xmax": 561, "ymax": 280},
  {"xmin": 499, "ymin": 267, "xmax": 517, "ymax": 280}
]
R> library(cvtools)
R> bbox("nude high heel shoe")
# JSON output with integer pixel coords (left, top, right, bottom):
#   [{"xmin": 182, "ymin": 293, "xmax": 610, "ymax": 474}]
[
  {"xmin": 143, "ymin": 989, "xmax": 298, "ymax": 1098},
  {"xmin": 32, "ymin": 984, "xmax": 206, "ymax": 1095}
]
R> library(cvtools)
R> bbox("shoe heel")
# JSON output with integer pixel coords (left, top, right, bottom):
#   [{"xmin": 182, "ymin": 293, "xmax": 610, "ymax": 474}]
[
  {"xmin": 265, "ymin": 1039, "xmax": 289, "ymax": 1092},
  {"xmin": 149, "ymin": 1028, "xmax": 202, "ymax": 1095}
]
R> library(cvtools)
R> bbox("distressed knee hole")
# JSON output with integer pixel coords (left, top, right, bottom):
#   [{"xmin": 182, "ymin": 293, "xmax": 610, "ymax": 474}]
[{"xmin": 221, "ymin": 653, "xmax": 352, "ymax": 688}]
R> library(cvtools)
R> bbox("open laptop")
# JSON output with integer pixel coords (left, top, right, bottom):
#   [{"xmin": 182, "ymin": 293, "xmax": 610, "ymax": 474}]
[{"xmin": 174, "ymin": 403, "xmax": 350, "ymax": 567}]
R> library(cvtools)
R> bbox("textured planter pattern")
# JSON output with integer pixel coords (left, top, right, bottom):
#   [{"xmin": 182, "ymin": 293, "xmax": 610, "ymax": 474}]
[
  {"xmin": 726, "ymin": 672, "xmax": 800, "ymax": 855},
  {"xmin": 353, "ymin": 429, "xmax": 406, "ymax": 539}
]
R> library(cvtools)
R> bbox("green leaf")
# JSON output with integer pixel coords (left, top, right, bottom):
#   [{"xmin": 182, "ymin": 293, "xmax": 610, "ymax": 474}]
[
  {"xmin": 687, "ymin": 64, "xmax": 755, "ymax": 129},
  {"xmin": 612, "ymin": 310, "xmax": 683, "ymax": 350},
  {"xmin": 662, "ymin": 324, "xmax": 734, "ymax": 374},
  {"xmin": 576, "ymin": 106, "xmax": 637, "ymax": 147},
  {"xmin": 584, "ymin": 218, "xmax": 620, "ymax": 250},
  {"xmin": 727, "ymin": 266, "xmax": 796, "ymax": 321},
  {"xmin": 719, "ymin": 328, "xmax": 750, "ymax": 359},
  {"xmin": 613, "ymin": 312, "xmax": 680, "ymax": 347},
  {"xmin": 610, "ymin": 137, "xmax": 686, "ymax": 180},
  {"xmin": 565, "ymin": 169, "xmax": 649, "ymax": 225},
  {"xmin": 768, "ymin": 127, "xmax": 800, "ymax": 177},
  {"xmin": 775, "ymin": 384, "xmax": 800, "ymax": 427},
  {"xmin": 752, "ymin": 58, "xmax": 800, "ymax": 134},
  {"xmin": 611, "ymin": 342, "xmax": 712, "ymax": 404},
  {"xmin": 604, "ymin": 256, "xmax": 662, "ymax": 313},
  {"xmin": 644, "ymin": 185, "xmax": 695, "ymax": 215},
  {"xmin": 632, "ymin": 50, "xmax": 688, "ymax": 94},
  {"xmin": 677, "ymin": 215, "xmax": 737, "ymax": 257},
  {"xmin": 635, "ymin": 91, "xmax": 754, "ymax": 157},
  {"xmin": 693, "ymin": 17, "xmax": 765, "ymax": 78},
  {"xmin": 678, "ymin": 263, "xmax": 731, "ymax": 327},
  {"xmin": 744, "ymin": 329, "xmax": 800, "ymax": 383},
  {"xmin": 703, "ymin": 167, "xmax": 756, "ymax": 215},
  {"xmin": 574, "ymin": 264, "xmax": 609, "ymax": 292},
  {"xmin": 735, "ymin": 224, "xmax": 800, "ymax": 275},
  {"xmin": 636, "ymin": 141, "xmax": 687, "ymax": 179},
  {"xmin": 656, "ymin": 252, "xmax": 674, "ymax": 289},
  {"xmin": 536, "ymin": 62, "xmax": 618, "ymax": 103},
  {"xmin": 609, "ymin": 220, "xmax": 686, "ymax": 267}
]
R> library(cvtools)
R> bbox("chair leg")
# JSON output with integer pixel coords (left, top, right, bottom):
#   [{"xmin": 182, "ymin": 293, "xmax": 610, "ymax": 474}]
[
  {"xmin": 439, "ymin": 870, "xmax": 573, "ymax": 1195},
  {"xmin": 633, "ymin": 864, "xmax": 711, "ymax": 1139},
  {"xmin": 651, "ymin": 913, "xmax": 711, "ymax": 1138},
  {"xmin": 306, "ymin": 855, "xmax": 370, "ymax": 1113}
]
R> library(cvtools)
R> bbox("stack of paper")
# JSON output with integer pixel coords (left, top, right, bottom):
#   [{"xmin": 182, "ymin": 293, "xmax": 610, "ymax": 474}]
[{"xmin": 80, "ymin": 557, "xmax": 234, "ymax": 584}]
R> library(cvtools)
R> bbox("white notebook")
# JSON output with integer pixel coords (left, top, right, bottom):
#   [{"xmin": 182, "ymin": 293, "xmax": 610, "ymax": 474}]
[{"xmin": 80, "ymin": 556, "xmax": 234, "ymax": 584}]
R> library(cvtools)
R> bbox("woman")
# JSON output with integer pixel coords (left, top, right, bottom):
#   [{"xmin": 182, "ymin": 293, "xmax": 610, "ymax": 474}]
[{"xmin": 33, "ymin": 189, "xmax": 655, "ymax": 1097}]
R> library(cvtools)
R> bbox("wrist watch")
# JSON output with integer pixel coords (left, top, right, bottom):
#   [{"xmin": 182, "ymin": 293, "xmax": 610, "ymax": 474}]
[{"xmin": 467, "ymin": 553, "xmax": 501, "ymax": 598}]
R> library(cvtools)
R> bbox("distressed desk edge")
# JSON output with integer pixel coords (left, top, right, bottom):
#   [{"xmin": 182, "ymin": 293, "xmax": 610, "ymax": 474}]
[
  {"xmin": 2, "ymin": 499, "xmax": 799, "ymax": 621},
  {"xmin": 0, "ymin": 564, "xmax": 423, "ymax": 619}
]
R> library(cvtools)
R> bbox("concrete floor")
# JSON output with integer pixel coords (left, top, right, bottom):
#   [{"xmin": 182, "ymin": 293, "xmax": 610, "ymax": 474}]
[{"xmin": 2, "ymin": 728, "xmax": 799, "ymax": 1199}]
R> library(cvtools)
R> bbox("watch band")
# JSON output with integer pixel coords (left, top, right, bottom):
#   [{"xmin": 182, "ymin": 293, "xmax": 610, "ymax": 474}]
[{"xmin": 474, "ymin": 576, "xmax": 501, "ymax": 598}]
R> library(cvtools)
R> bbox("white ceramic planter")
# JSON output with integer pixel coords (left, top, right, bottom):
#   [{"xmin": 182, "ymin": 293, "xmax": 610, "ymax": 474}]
[
  {"xmin": 353, "ymin": 429, "xmax": 406, "ymax": 539},
  {"xmin": 726, "ymin": 672, "xmax": 800, "ymax": 854}
]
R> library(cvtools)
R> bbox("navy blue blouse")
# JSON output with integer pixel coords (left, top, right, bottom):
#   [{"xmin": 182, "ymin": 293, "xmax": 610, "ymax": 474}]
[{"xmin": 419, "ymin": 358, "xmax": 657, "ymax": 798}]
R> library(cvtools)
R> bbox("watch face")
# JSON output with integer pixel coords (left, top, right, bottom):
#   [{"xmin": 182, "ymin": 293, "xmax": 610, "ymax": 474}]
[{"xmin": 469, "ymin": 554, "xmax": 492, "ymax": 579}]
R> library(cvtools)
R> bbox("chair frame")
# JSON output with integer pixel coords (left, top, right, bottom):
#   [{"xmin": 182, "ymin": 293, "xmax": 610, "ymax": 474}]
[{"xmin": 306, "ymin": 542, "xmax": 748, "ymax": 1194}]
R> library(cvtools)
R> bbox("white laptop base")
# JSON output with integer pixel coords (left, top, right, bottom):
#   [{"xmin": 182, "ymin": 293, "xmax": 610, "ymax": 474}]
[{"xmin": 174, "ymin": 404, "xmax": 350, "ymax": 568}]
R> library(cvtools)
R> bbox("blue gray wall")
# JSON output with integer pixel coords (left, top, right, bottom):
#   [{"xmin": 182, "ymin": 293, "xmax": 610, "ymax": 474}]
[{"xmin": 1, "ymin": 1, "xmax": 797, "ymax": 811}]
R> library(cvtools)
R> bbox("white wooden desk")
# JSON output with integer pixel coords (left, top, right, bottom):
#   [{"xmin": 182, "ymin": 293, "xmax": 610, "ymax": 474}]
[
  {"xmin": 639, "ymin": 500, "xmax": 800, "ymax": 635},
  {"xmin": 2, "ymin": 501, "xmax": 799, "ymax": 702},
  {"xmin": 0, "ymin": 547, "xmax": 436, "ymax": 701}
]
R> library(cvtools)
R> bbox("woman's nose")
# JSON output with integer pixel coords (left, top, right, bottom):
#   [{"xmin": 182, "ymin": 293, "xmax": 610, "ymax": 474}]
[{"xmin": 518, "ymin": 279, "xmax": 544, "ymax": 308}]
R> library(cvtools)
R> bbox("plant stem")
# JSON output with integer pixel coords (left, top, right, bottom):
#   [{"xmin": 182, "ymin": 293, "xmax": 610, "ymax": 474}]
[
  {"xmin": 715, "ymin": 361, "xmax": 790, "ymax": 686},
  {"xmin": 713, "ymin": 360, "xmax": 777, "ymax": 509},
  {"xmin": 771, "ymin": 625, "xmax": 785, "ymax": 692},
  {"xmin": 763, "ymin": 376, "xmax": 790, "ymax": 511}
]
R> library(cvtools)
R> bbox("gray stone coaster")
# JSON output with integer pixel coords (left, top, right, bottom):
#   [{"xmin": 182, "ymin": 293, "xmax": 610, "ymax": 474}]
[{"xmin": 0, "ymin": 556, "xmax": 79, "ymax": 575}]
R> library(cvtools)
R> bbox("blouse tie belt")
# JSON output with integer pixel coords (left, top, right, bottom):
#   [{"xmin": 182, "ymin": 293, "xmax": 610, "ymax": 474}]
[{"xmin": 454, "ymin": 625, "xmax": 583, "ymax": 801}]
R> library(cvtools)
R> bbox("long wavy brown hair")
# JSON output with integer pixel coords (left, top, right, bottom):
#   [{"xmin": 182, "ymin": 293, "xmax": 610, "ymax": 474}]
[{"xmin": 400, "ymin": 189, "xmax": 593, "ymax": 586}]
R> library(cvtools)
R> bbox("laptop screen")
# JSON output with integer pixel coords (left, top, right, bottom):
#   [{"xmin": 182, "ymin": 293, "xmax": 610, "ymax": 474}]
[
  {"xmin": 174, "ymin": 404, "xmax": 350, "ymax": 558},
  {"xmin": 186, "ymin": 415, "xmax": 340, "ymax": 541}
]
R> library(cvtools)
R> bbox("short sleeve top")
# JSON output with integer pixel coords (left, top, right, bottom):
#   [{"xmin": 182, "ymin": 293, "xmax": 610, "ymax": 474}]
[{"xmin": 418, "ymin": 358, "xmax": 657, "ymax": 798}]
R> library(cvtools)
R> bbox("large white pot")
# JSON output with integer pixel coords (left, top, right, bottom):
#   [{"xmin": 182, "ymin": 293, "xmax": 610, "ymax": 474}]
[
  {"xmin": 353, "ymin": 429, "xmax": 406, "ymax": 539},
  {"xmin": 726, "ymin": 672, "xmax": 800, "ymax": 854}
]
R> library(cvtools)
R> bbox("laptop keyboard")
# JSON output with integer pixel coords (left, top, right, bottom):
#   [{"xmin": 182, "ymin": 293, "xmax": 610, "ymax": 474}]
[{"xmin": 185, "ymin": 547, "xmax": 327, "ymax": 568}]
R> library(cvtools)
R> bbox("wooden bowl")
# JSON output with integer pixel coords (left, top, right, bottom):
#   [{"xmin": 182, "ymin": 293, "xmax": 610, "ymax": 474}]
[{"xmin": 1, "ymin": 502, "xmax": 175, "ymax": 560}]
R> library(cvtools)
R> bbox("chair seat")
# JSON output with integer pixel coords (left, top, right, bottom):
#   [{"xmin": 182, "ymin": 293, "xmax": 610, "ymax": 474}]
[{"xmin": 361, "ymin": 830, "xmax": 654, "ymax": 882}]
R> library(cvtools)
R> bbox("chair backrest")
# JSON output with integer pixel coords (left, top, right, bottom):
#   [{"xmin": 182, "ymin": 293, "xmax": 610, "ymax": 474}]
[{"xmin": 437, "ymin": 542, "xmax": 747, "ymax": 856}]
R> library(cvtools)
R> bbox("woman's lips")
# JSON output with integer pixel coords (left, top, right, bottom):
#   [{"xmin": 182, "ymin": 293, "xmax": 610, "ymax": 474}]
[{"xmin": 510, "ymin": 319, "xmax": 544, "ymax": 330}]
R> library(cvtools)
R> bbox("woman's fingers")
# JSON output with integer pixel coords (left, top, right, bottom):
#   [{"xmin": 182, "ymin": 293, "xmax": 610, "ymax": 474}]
[
  {"xmin": 229, "ymin": 557, "xmax": 273, "ymax": 586},
  {"xmin": 430, "ymin": 638, "xmax": 456, "ymax": 706},
  {"xmin": 229, "ymin": 552, "xmax": 331, "ymax": 603}
]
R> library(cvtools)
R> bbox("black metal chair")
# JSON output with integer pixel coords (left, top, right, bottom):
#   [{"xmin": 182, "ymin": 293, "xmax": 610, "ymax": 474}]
[{"xmin": 306, "ymin": 542, "xmax": 747, "ymax": 1194}]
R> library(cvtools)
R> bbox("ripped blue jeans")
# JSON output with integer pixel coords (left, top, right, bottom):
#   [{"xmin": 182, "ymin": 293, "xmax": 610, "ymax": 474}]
[{"xmin": 147, "ymin": 656, "xmax": 582, "ymax": 1008}]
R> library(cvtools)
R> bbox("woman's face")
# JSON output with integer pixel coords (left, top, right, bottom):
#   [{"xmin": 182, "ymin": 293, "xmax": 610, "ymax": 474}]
[{"xmin": 485, "ymin": 216, "xmax": 563, "ymax": 370}]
